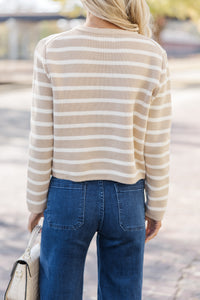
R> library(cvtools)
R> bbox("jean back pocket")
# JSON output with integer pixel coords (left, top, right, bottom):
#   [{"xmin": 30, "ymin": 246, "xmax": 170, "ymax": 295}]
[
  {"xmin": 114, "ymin": 179, "xmax": 145, "ymax": 231},
  {"xmin": 44, "ymin": 176, "xmax": 86, "ymax": 230}
]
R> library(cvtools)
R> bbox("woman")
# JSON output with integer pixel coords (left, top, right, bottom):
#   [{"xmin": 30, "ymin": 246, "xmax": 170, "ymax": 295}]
[{"xmin": 27, "ymin": 0, "xmax": 172, "ymax": 299}]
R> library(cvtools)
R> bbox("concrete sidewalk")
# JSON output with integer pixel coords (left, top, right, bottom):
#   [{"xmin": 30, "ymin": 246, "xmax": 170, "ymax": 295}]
[{"xmin": 0, "ymin": 55, "xmax": 200, "ymax": 299}]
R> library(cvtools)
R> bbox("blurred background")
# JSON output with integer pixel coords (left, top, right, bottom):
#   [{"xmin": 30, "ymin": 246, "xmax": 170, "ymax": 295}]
[{"xmin": 0, "ymin": 0, "xmax": 200, "ymax": 299}]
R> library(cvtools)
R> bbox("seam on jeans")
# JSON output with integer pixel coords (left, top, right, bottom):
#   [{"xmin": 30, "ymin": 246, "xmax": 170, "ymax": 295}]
[
  {"xmin": 98, "ymin": 181, "xmax": 105, "ymax": 232},
  {"xmin": 50, "ymin": 185, "xmax": 82, "ymax": 190},
  {"xmin": 117, "ymin": 188, "xmax": 143, "ymax": 193}
]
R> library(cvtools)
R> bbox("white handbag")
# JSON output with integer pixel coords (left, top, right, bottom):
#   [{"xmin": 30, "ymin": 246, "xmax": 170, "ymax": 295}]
[{"xmin": 4, "ymin": 224, "xmax": 42, "ymax": 300}]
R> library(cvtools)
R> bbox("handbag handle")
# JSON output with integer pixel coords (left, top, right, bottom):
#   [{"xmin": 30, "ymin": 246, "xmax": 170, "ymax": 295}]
[{"xmin": 22, "ymin": 225, "xmax": 42, "ymax": 259}]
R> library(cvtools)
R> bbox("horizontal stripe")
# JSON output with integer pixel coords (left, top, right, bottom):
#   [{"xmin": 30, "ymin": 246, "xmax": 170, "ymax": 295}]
[
  {"xmin": 31, "ymin": 120, "xmax": 53, "ymax": 127},
  {"xmin": 53, "ymin": 158, "xmax": 136, "ymax": 167},
  {"xmin": 50, "ymin": 72, "xmax": 159, "ymax": 84},
  {"xmin": 152, "ymin": 90, "xmax": 171, "ymax": 100},
  {"xmin": 49, "ymin": 145, "xmax": 169, "ymax": 155},
  {"xmin": 32, "ymin": 107, "xmax": 53, "ymax": 114},
  {"xmin": 54, "ymin": 146, "xmax": 134, "ymax": 154},
  {"xmin": 54, "ymin": 122, "xmax": 146, "ymax": 134},
  {"xmin": 135, "ymin": 157, "xmax": 144, "ymax": 163},
  {"xmin": 43, "ymin": 59, "xmax": 159, "ymax": 68},
  {"xmin": 29, "ymin": 156, "xmax": 52, "ymax": 163},
  {"xmin": 134, "ymin": 148, "xmax": 144, "ymax": 156},
  {"xmin": 147, "ymin": 116, "xmax": 172, "ymax": 122},
  {"xmin": 27, "ymin": 188, "xmax": 48, "ymax": 196},
  {"xmin": 27, "ymin": 177, "xmax": 50, "ymax": 185},
  {"xmin": 27, "ymin": 198, "xmax": 47, "ymax": 205},
  {"xmin": 56, "ymin": 34, "xmax": 157, "ymax": 46},
  {"xmin": 53, "ymin": 134, "xmax": 132, "ymax": 142},
  {"xmin": 54, "ymin": 98, "xmax": 140, "ymax": 105},
  {"xmin": 53, "ymin": 110, "xmax": 134, "ymax": 117},
  {"xmin": 31, "ymin": 108, "xmax": 170, "ymax": 123},
  {"xmin": 149, "ymin": 103, "xmax": 171, "ymax": 110},
  {"xmin": 54, "ymin": 122, "xmax": 133, "ymax": 130},
  {"xmin": 146, "ymin": 205, "xmax": 167, "ymax": 211},
  {"xmin": 29, "ymin": 156, "xmax": 169, "ymax": 171},
  {"xmin": 53, "ymin": 97, "xmax": 169, "ymax": 110},
  {"xmin": 46, "ymin": 46, "xmax": 163, "ymax": 60},
  {"xmin": 146, "ymin": 173, "xmax": 169, "ymax": 180},
  {"xmin": 30, "ymin": 132, "xmax": 171, "ymax": 144},
  {"xmin": 53, "ymin": 86, "xmax": 152, "ymax": 96},
  {"xmin": 146, "ymin": 183, "xmax": 169, "ymax": 191},
  {"xmin": 29, "ymin": 144, "xmax": 53, "ymax": 152},
  {"xmin": 32, "ymin": 94, "xmax": 52, "ymax": 101},
  {"xmin": 52, "ymin": 111, "xmax": 157, "ymax": 121},
  {"xmin": 134, "ymin": 124, "xmax": 146, "ymax": 132},
  {"xmin": 28, "ymin": 167, "xmax": 51, "ymax": 175},
  {"xmin": 52, "ymin": 167, "xmax": 145, "ymax": 177},
  {"xmin": 134, "ymin": 111, "xmax": 147, "ymax": 121},
  {"xmin": 144, "ymin": 150, "xmax": 170, "ymax": 158},
  {"xmin": 53, "ymin": 122, "xmax": 169, "ymax": 134},
  {"xmin": 144, "ymin": 139, "xmax": 170, "ymax": 147},
  {"xmin": 135, "ymin": 136, "xmax": 170, "ymax": 146},
  {"xmin": 33, "ymin": 80, "xmax": 52, "ymax": 88},
  {"xmin": 48, "ymin": 59, "xmax": 163, "ymax": 71},
  {"xmin": 146, "ymin": 128, "xmax": 171, "ymax": 134},
  {"xmin": 148, "ymin": 195, "xmax": 168, "ymax": 201},
  {"xmin": 145, "ymin": 162, "xmax": 169, "ymax": 169},
  {"xmin": 31, "ymin": 133, "xmax": 53, "ymax": 140},
  {"xmin": 53, "ymin": 98, "xmax": 151, "ymax": 111}
]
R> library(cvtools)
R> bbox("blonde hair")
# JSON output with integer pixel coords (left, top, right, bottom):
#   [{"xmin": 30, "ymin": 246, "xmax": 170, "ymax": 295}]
[{"xmin": 81, "ymin": 0, "xmax": 153, "ymax": 38}]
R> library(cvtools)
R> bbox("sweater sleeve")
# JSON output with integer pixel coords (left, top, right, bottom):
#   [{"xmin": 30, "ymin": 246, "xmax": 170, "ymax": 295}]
[
  {"xmin": 26, "ymin": 38, "xmax": 53, "ymax": 214},
  {"xmin": 144, "ymin": 50, "xmax": 172, "ymax": 221}
]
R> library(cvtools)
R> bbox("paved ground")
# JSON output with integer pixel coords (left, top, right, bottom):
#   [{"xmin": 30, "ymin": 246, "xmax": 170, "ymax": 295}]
[{"xmin": 0, "ymin": 54, "xmax": 200, "ymax": 299}]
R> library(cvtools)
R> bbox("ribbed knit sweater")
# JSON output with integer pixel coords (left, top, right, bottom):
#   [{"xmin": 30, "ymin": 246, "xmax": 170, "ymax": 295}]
[{"xmin": 26, "ymin": 24, "xmax": 172, "ymax": 221}]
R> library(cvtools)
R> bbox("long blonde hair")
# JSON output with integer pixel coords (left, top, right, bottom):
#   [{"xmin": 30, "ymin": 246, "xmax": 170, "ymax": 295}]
[{"xmin": 81, "ymin": 0, "xmax": 153, "ymax": 38}]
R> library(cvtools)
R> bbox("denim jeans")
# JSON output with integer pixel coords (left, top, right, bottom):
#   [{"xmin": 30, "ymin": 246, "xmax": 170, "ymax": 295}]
[{"xmin": 39, "ymin": 176, "xmax": 146, "ymax": 300}]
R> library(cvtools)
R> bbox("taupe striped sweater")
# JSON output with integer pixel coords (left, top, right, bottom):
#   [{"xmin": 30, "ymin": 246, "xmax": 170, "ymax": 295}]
[{"xmin": 26, "ymin": 24, "xmax": 172, "ymax": 221}]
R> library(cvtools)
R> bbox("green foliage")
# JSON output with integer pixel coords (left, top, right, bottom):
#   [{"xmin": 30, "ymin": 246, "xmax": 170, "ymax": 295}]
[
  {"xmin": 147, "ymin": 0, "xmax": 200, "ymax": 21},
  {"xmin": 53, "ymin": 0, "xmax": 200, "ymax": 23}
]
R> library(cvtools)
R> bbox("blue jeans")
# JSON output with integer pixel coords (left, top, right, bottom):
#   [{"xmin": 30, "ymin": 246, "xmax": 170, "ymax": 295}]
[{"xmin": 39, "ymin": 176, "xmax": 146, "ymax": 300}]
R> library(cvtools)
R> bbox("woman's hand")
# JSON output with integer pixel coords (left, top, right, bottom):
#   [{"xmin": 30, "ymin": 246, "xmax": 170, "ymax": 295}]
[
  {"xmin": 28, "ymin": 212, "xmax": 44, "ymax": 233},
  {"xmin": 145, "ymin": 216, "xmax": 162, "ymax": 243}
]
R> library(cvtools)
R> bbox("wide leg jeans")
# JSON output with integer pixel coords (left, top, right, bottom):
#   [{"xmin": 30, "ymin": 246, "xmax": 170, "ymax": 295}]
[{"xmin": 39, "ymin": 176, "xmax": 146, "ymax": 300}]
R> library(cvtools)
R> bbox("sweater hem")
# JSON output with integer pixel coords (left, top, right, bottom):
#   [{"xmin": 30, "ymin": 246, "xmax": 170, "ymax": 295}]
[{"xmin": 51, "ymin": 171, "xmax": 145, "ymax": 185}]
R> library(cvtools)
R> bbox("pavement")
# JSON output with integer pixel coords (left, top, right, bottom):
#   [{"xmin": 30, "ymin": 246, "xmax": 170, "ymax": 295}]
[{"xmin": 0, "ymin": 53, "xmax": 200, "ymax": 299}]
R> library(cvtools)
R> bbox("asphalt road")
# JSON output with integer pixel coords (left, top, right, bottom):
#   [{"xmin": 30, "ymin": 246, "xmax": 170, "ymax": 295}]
[{"xmin": 0, "ymin": 54, "xmax": 200, "ymax": 299}]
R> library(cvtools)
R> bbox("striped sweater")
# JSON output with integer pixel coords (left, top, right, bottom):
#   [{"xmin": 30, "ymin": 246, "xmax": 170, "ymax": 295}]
[{"xmin": 26, "ymin": 24, "xmax": 172, "ymax": 221}]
